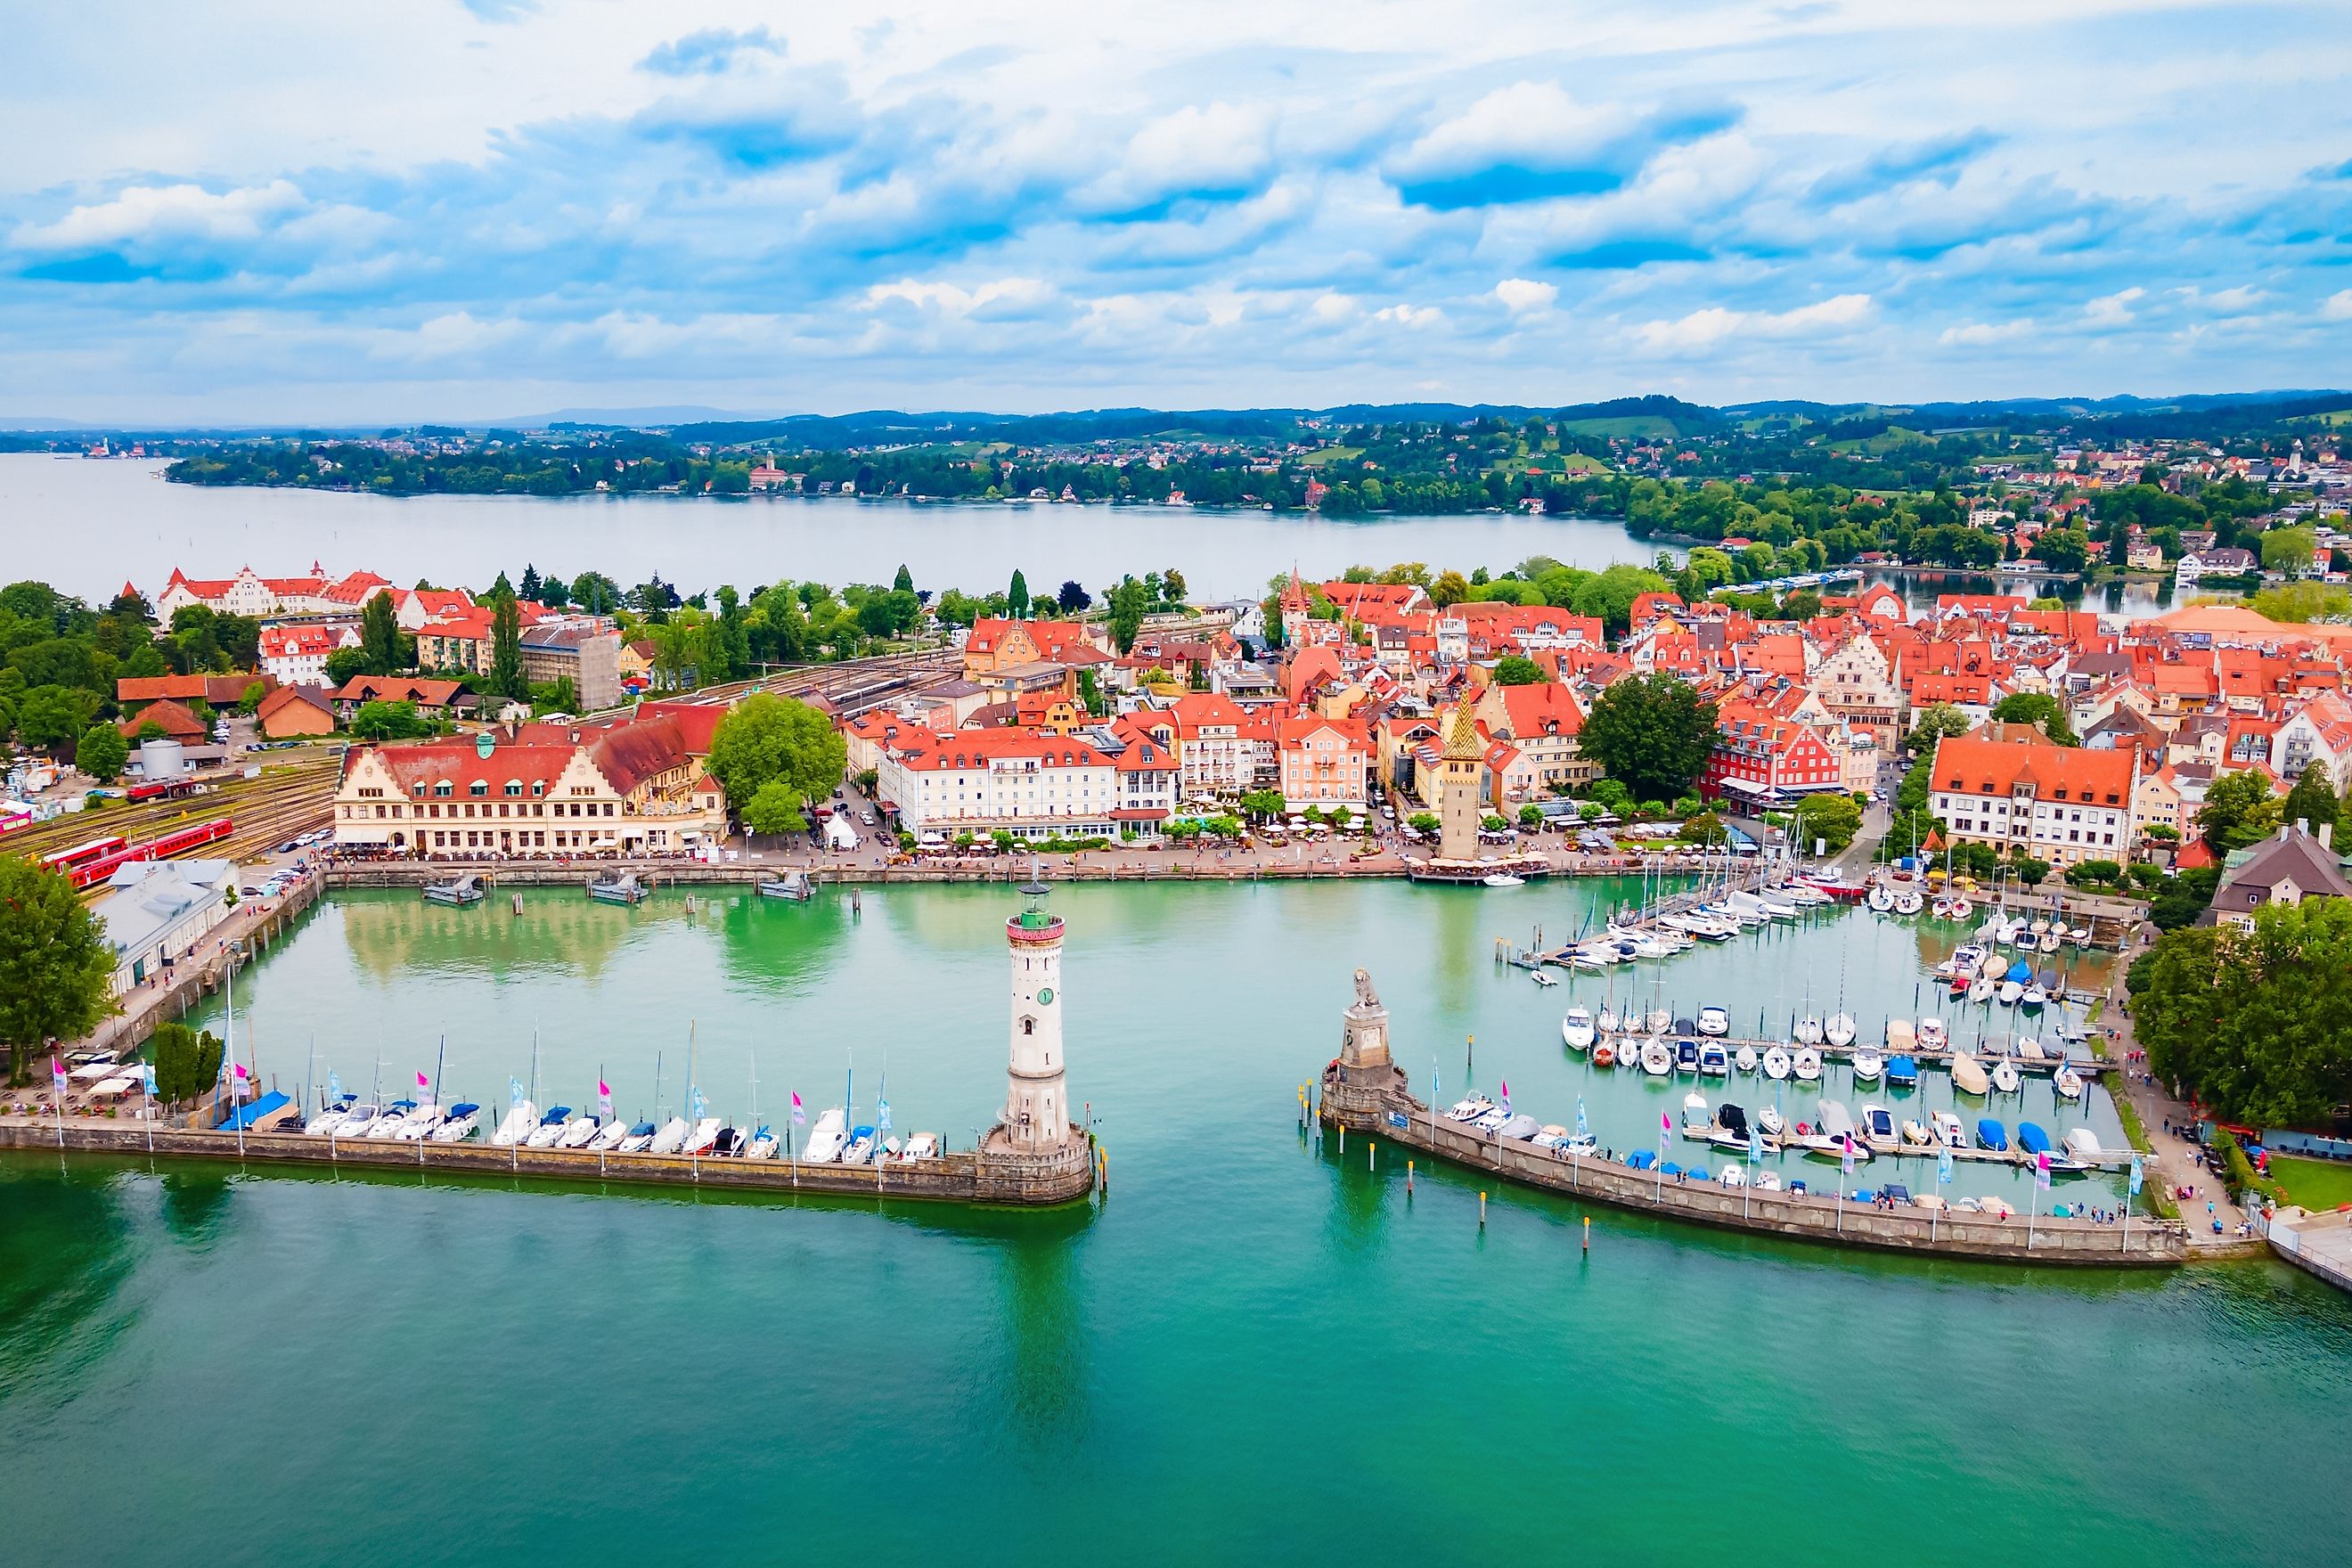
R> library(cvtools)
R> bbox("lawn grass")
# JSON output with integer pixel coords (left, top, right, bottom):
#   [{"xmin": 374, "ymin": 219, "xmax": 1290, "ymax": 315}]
[{"xmin": 2267, "ymin": 1154, "xmax": 2352, "ymax": 1212}]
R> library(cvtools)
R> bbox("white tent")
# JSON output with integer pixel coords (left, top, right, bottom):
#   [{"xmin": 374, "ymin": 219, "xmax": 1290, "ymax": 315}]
[{"xmin": 823, "ymin": 813, "xmax": 859, "ymax": 851}]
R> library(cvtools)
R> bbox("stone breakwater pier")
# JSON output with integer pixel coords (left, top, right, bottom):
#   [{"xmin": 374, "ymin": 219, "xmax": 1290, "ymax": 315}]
[
  {"xmin": 0, "ymin": 1115, "xmax": 1097, "ymax": 1205},
  {"xmin": 1318, "ymin": 968, "xmax": 2189, "ymax": 1266}
]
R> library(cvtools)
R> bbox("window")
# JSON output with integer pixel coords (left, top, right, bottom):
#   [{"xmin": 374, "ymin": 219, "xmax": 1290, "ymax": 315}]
[
  {"xmin": 505, "ymin": 781, "xmax": 523, "ymax": 796},
  {"xmin": 434, "ymin": 781, "xmax": 452, "ymax": 797},
  {"xmin": 470, "ymin": 781, "xmax": 488, "ymax": 797}
]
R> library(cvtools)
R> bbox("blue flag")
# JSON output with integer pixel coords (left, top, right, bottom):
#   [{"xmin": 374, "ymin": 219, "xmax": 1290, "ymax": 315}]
[
  {"xmin": 877, "ymin": 1097, "xmax": 892, "ymax": 1131},
  {"xmin": 1575, "ymin": 1096, "xmax": 1588, "ymax": 1137},
  {"xmin": 328, "ymin": 1071, "xmax": 342, "ymax": 1100},
  {"xmin": 510, "ymin": 1076, "xmax": 526, "ymax": 1107},
  {"xmin": 690, "ymin": 1086, "xmax": 707, "ymax": 1120},
  {"xmin": 2128, "ymin": 1156, "xmax": 2144, "ymax": 1196},
  {"xmin": 1938, "ymin": 1147, "xmax": 1954, "ymax": 1185},
  {"xmin": 140, "ymin": 1062, "xmax": 158, "ymax": 1098}
]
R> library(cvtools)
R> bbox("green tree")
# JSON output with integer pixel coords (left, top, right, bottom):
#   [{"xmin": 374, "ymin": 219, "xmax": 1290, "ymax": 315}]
[
  {"xmin": 1239, "ymin": 788, "xmax": 1287, "ymax": 820},
  {"xmin": 2136, "ymin": 901, "xmax": 2352, "ymax": 1127},
  {"xmin": 1008, "ymin": 569, "xmax": 1031, "ymax": 620},
  {"xmin": 360, "ymin": 591, "xmax": 402, "ymax": 673},
  {"xmin": 323, "ymin": 645, "xmax": 368, "ymax": 690},
  {"xmin": 1988, "ymin": 692, "xmax": 2078, "ymax": 745},
  {"xmin": 1408, "ymin": 812, "xmax": 1440, "ymax": 835},
  {"xmin": 1578, "ymin": 674, "xmax": 1719, "ymax": 803},
  {"xmin": 2196, "ymin": 768, "xmax": 2279, "ymax": 853},
  {"xmin": 489, "ymin": 593, "xmax": 527, "ymax": 700},
  {"xmin": 150, "ymin": 1020, "xmax": 226, "ymax": 1106},
  {"xmin": 740, "ymin": 778, "xmax": 809, "ymax": 839},
  {"xmin": 2282, "ymin": 762, "xmax": 2339, "ymax": 839},
  {"xmin": 893, "ymin": 564, "xmax": 914, "ymax": 593},
  {"xmin": 0, "ymin": 860, "xmax": 117, "ymax": 1083},
  {"xmin": 74, "ymin": 722, "xmax": 127, "ymax": 781},
  {"xmin": 1490, "ymin": 654, "xmax": 1548, "ymax": 686},
  {"xmin": 1108, "ymin": 576, "xmax": 1149, "ymax": 655},
  {"xmin": 2032, "ymin": 527, "xmax": 2091, "ymax": 576},
  {"xmin": 349, "ymin": 700, "xmax": 434, "ymax": 741},
  {"xmin": 1162, "ymin": 567, "xmax": 1188, "ymax": 602},
  {"xmin": 1517, "ymin": 804, "xmax": 1544, "ymax": 829},
  {"xmin": 2260, "ymin": 527, "xmax": 2317, "ymax": 576},
  {"xmin": 705, "ymin": 693, "xmax": 847, "ymax": 815},
  {"xmin": 236, "ymin": 680, "xmax": 267, "ymax": 716},
  {"xmin": 18, "ymin": 684, "xmax": 95, "ymax": 752},
  {"xmin": 1431, "ymin": 569, "xmax": 1471, "ymax": 608},
  {"xmin": 1907, "ymin": 703, "xmax": 1972, "ymax": 754},
  {"xmin": 1792, "ymin": 790, "xmax": 1863, "ymax": 853}
]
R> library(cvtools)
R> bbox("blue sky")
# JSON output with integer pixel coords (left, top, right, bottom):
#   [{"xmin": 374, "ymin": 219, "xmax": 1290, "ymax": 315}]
[{"xmin": 5, "ymin": 0, "xmax": 2350, "ymax": 423}]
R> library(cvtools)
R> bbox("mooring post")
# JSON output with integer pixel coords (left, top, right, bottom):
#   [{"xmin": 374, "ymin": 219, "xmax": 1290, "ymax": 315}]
[
  {"xmin": 1479, "ymin": 1190, "xmax": 1487, "ymax": 1228},
  {"xmin": 1408, "ymin": 1158, "xmax": 1414, "ymax": 1194},
  {"xmin": 1583, "ymin": 1215, "xmax": 1590, "ymax": 1252}
]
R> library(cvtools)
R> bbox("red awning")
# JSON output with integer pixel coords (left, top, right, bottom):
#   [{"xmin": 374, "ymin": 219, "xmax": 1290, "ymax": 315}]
[{"xmin": 1110, "ymin": 808, "xmax": 1171, "ymax": 821}]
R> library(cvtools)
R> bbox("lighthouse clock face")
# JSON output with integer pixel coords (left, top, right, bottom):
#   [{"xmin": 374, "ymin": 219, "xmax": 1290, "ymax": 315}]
[{"xmin": 1036, "ymin": 986, "xmax": 1054, "ymax": 1006}]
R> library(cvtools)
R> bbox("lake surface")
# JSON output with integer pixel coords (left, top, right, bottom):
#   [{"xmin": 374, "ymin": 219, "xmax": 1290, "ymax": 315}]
[
  {"xmin": 0, "ymin": 453, "xmax": 1654, "ymax": 603},
  {"xmin": 4, "ymin": 878, "xmax": 2346, "ymax": 1566}
]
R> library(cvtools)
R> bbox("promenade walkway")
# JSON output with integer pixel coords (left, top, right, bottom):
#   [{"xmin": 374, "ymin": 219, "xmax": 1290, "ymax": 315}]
[{"xmin": 2095, "ymin": 949, "xmax": 2257, "ymax": 1253}]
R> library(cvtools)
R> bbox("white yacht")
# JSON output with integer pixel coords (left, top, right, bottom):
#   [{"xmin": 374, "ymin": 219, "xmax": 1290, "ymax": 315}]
[
  {"xmin": 1850, "ymin": 1049, "xmax": 1884, "ymax": 1085},
  {"xmin": 1734, "ymin": 1044, "xmax": 1759, "ymax": 1074},
  {"xmin": 429, "ymin": 1104, "xmax": 481, "ymax": 1142},
  {"xmin": 1561, "ymin": 1008, "xmax": 1596, "ymax": 1051},
  {"xmin": 682, "ymin": 1117, "xmax": 723, "ymax": 1155},
  {"xmin": 588, "ymin": 1118, "xmax": 634, "ymax": 1151},
  {"xmin": 801, "ymin": 1108, "xmax": 847, "ymax": 1163},
  {"xmin": 1696, "ymin": 1006, "xmax": 1730, "ymax": 1037},
  {"xmin": 2053, "ymin": 1064, "xmax": 2085, "ymax": 1101},
  {"xmin": 558, "ymin": 1115, "xmax": 603, "ymax": 1149},
  {"xmin": 1793, "ymin": 1048, "xmax": 1823, "ymax": 1082},
  {"xmin": 1824, "ymin": 1013, "xmax": 1857, "ymax": 1048},
  {"xmin": 1639, "ymin": 1040, "xmax": 1674, "ymax": 1076},
  {"xmin": 490, "ymin": 1101, "xmax": 536, "ymax": 1147},
  {"xmin": 649, "ymin": 1116, "xmax": 691, "ymax": 1155},
  {"xmin": 1990, "ymin": 1061, "xmax": 2022, "ymax": 1095},
  {"xmin": 1794, "ymin": 1014, "xmax": 1825, "ymax": 1046},
  {"xmin": 1761, "ymin": 1046, "xmax": 1792, "ymax": 1081},
  {"xmin": 1931, "ymin": 1110, "xmax": 1967, "ymax": 1149}
]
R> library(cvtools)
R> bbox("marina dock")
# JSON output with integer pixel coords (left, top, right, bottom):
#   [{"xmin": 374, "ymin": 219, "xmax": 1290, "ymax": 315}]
[
  {"xmin": 1319, "ymin": 968, "xmax": 2185, "ymax": 1266},
  {"xmin": 0, "ymin": 1115, "xmax": 1099, "ymax": 1205}
]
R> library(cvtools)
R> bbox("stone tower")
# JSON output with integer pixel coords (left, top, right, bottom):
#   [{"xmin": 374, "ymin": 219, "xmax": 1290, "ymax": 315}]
[
  {"xmin": 1000, "ymin": 870, "xmax": 1072, "ymax": 1151},
  {"xmin": 1278, "ymin": 565, "xmax": 1311, "ymax": 649},
  {"xmin": 1437, "ymin": 701, "xmax": 1483, "ymax": 862},
  {"xmin": 1320, "ymin": 967, "xmax": 1416, "ymax": 1126}
]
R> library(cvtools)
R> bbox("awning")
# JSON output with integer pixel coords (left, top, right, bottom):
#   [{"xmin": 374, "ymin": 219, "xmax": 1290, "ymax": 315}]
[{"xmin": 1110, "ymin": 808, "xmax": 1170, "ymax": 821}]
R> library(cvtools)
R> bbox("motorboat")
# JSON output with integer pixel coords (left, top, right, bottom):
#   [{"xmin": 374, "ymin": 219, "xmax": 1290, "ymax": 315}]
[
  {"xmin": 1997, "ymin": 977, "xmax": 2024, "ymax": 1006},
  {"xmin": 2017, "ymin": 1122, "xmax": 2070, "ymax": 1168},
  {"xmin": 588, "ymin": 1118, "xmax": 634, "ymax": 1151},
  {"xmin": 841, "ymin": 1125, "xmax": 878, "ymax": 1164},
  {"xmin": 1884, "ymin": 1019, "xmax": 1915, "ymax": 1058},
  {"xmin": 1793, "ymin": 1048, "xmax": 1822, "ymax": 1082},
  {"xmin": 1969, "ymin": 976, "xmax": 1996, "ymax": 1005},
  {"xmin": 305, "ymin": 1098, "xmax": 360, "ymax": 1137},
  {"xmin": 1754, "ymin": 1171, "xmax": 1784, "ymax": 1193},
  {"xmin": 1759, "ymin": 1103, "xmax": 1785, "ymax": 1137},
  {"xmin": 1682, "ymin": 1092, "xmax": 1712, "ymax": 1135},
  {"xmin": 558, "ymin": 1115, "xmax": 603, "ymax": 1149},
  {"xmin": 1917, "ymin": 1019, "xmax": 1948, "ymax": 1053},
  {"xmin": 1671, "ymin": 1017, "xmax": 1698, "ymax": 1036},
  {"xmin": 649, "ymin": 1116, "xmax": 690, "ymax": 1155},
  {"xmin": 1900, "ymin": 1117, "xmax": 1931, "ymax": 1147},
  {"xmin": 1711, "ymin": 1103, "xmax": 1752, "ymax": 1151},
  {"xmin": 2021, "ymin": 983, "xmax": 2048, "ymax": 1011},
  {"xmin": 1858, "ymin": 1103, "xmax": 1899, "ymax": 1153},
  {"xmin": 617, "ymin": 1122, "xmax": 657, "ymax": 1153},
  {"xmin": 2062, "ymin": 1127, "xmax": 2103, "ymax": 1163},
  {"xmin": 2054, "ymin": 1064, "xmax": 2085, "ymax": 1101},
  {"xmin": 391, "ymin": 1105, "xmax": 444, "ymax": 1140},
  {"xmin": 1562, "ymin": 1008, "xmax": 1596, "ymax": 1050},
  {"xmin": 1697, "ymin": 1042, "xmax": 1730, "ymax": 1077},
  {"xmin": 898, "ymin": 1131, "xmax": 937, "ymax": 1161},
  {"xmin": 1696, "ymin": 1006, "xmax": 1730, "ymax": 1037},
  {"xmin": 1793, "ymin": 1014, "xmax": 1825, "ymax": 1046},
  {"xmin": 682, "ymin": 1117, "xmax": 723, "ymax": 1156},
  {"xmin": 1825, "ymin": 1013, "xmax": 1857, "ymax": 1049},
  {"xmin": 355, "ymin": 1102, "xmax": 412, "ymax": 1139},
  {"xmin": 715, "ymin": 1127, "xmax": 747, "ymax": 1157},
  {"xmin": 1850, "ymin": 1049, "xmax": 1884, "ymax": 1085},
  {"xmin": 1990, "ymin": 1060, "xmax": 2022, "ymax": 1094},
  {"xmin": 489, "ymin": 1100, "xmax": 536, "ymax": 1147},
  {"xmin": 1886, "ymin": 1055, "xmax": 1920, "ymax": 1090},
  {"xmin": 1734, "ymin": 1045, "xmax": 1759, "ymax": 1074},
  {"xmin": 1674, "ymin": 1038, "xmax": 1703, "ymax": 1074},
  {"xmin": 1761, "ymin": 1047, "xmax": 1792, "ymax": 1081},
  {"xmin": 1975, "ymin": 1118, "xmax": 2009, "ymax": 1152},
  {"xmin": 803, "ymin": 1109, "xmax": 848, "ymax": 1162},
  {"xmin": 429, "ymin": 1104, "xmax": 481, "ymax": 1142},
  {"xmin": 1639, "ymin": 1040, "xmax": 1674, "ymax": 1076},
  {"xmin": 526, "ymin": 1107, "xmax": 574, "ymax": 1148},
  {"xmin": 1951, "ymin": 1050, "xmax": 1989, "ymax": 1095},
  {"xmin": 1592, "ymin": 1043, "xmax": 1618, "ymax": 1069},
  {"xmin": 1720, "ymin": 1164, "xmax": 1750, "ymax": 1188},
  {"xmin": 1529, "ymin": 968, "xmax": 1558, "ymax": 987},
  {"xmin": 1559, "ymin": 1132, "xmax": 1598, "ymax": 1159},
  {"xmin": 1482, "ymin": 873, "xmax": 1526, "ymax": 888},
  {"xmin": 1931, "ymin": 1111, "xmax": 1967, "ymax": 1149},
  {"xmin": 1447, "ymin": 1095, "xmax": 1498, "ymax": 1123}
]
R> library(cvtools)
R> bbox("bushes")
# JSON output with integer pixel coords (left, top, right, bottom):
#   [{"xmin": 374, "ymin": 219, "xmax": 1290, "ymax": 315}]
[{"xmin": 2209, "ymin": 1128, "xmax": 2279, "ymax": 1206}]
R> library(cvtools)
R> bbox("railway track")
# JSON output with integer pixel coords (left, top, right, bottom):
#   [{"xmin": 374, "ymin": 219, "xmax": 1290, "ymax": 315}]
[{"xmin": 13, "ymin": 754, "xmax": 342, "ymax": 878}]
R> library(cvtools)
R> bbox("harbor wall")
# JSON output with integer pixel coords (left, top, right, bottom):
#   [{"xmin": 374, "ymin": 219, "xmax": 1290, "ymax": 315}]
[
  {"xmin": 1326, "ymin": 1092, "xmax": 2188, "ymax": 1266},
  {"xmin": 2266, "ymin": 1206, "xmax": 2352, "ymax": 1293},
  {"xmin": 0, "ymin": 1117, "xmax": 1098, "ymax": 1206}
]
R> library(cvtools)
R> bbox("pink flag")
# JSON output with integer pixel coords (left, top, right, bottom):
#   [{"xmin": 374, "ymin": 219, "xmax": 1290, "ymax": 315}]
[
  {"xmin": 1661, "ymin": 1111, "xmax": 1671, "ymax": 1131},
  {"xmin": 598, "ymin": 1079, "xmax": 610, "ymax": 1098},
  {"xmin": 233, "ymin": 1062, "xmax": 249, "ymax": 1080},
  {"xmin": 416, "ymin": 1070, "xmax": 429, "ymax": 1090}
]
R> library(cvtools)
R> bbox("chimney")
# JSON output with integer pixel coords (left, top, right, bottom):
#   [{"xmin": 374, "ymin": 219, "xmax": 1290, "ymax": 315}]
[{"xmin": 2324, "ymin": 821, "xmax": 2336, "ymax": 848}]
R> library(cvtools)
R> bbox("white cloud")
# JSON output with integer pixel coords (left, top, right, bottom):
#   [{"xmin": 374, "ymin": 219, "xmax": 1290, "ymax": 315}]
[
  {"xmin": 2324, "ymin": 290, "xmax": 2352, "ymax": 323},
  {"xmin": 11, "ymin": 179, "xmax": 306, "ymax": 250},
  {"xmin": 863, "ymin": 277, "xmax": 1058, "ymax": 319},
  {"xmin": 1387, "ymin": 82, "xmax": 1627, "ymax": 183},
  {"xmin": 1635, "ymin": 293, "xmax": 1873, "ymax": 352},
  {"xmin": 1373, "ymin": 303, "xmax": 1443, "ymax": 328},
  {"xmin": 1940, "ymin": 318, "xmax": 2034, "ymax": 346},
  {"xmin": 1311, "ymin": 291, "xmax": 1356, "ymax": 322},
  {"xmin": 1493, "ymin": 278, "xmax": 1558, "ymax": 314},
  {"xmin": 2083, "ymin": 286, "xmax": 2146, "ymax": 325}
]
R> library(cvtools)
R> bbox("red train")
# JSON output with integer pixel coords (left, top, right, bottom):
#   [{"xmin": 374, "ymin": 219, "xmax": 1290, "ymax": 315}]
[
  {"xmin": 41, "ymin": 834, "xmax": 127, "ymax": 872},
  {"xmin": 64, "ymin": 818, "xmax": 234, "ymax": 889},
  {"xmin": 125, "ymin": 777, "xmax": 200, "ymax": 804}
]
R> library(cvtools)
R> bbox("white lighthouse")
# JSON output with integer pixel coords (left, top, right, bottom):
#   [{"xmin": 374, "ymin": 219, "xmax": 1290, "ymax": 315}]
[{"xmin": 999, "ymin": 871, "xmax": 1072, "ymax": 1151}]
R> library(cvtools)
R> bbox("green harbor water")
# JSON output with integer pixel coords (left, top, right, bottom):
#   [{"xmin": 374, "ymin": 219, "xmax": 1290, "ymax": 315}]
[{"xmin": 4, "ymin": 881, "xmax": 2348, "ymax": 1565}]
